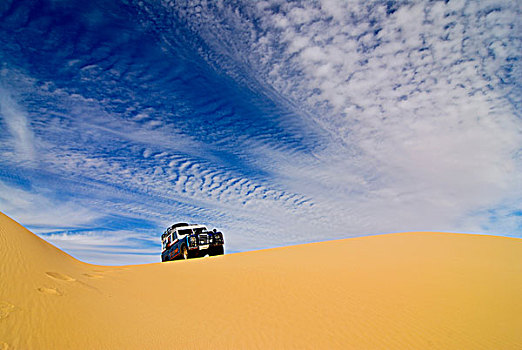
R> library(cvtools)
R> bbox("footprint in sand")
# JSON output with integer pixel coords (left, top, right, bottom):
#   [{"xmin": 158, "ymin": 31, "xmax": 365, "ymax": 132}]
[
  {"xmin": 0, "ymin": 302, "xmax": 15, "ymax": 320},
  {"xmin": 82, "ymin": 273, "xmax": 103, "ymax": 279},
  {"xmin": 45, "ymin": 272, "xmax": 76, "ymax": 282},
  {"xmin": 37, "ymin": 287, "xmax": 63, "ymax": 296},
  {"xmin": 0, "ymin": 342, "xmax": 9, "ymax": 350}
]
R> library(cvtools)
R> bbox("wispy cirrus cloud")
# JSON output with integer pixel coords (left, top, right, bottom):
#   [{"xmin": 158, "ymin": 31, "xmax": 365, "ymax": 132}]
[
  {"xmin": 0, "ymin": 0, "xmax": 520, "ymax": 264},
  {"xmin": 161, "ymin": 0, "xmax": 522, "ymax": 232},
  {"xmin": 40, "ymin": 229, "xmax": 159, "ymax": 265},
  {"xmin": 0, "ymin": 180, "xmax": 103, "ymax": 229},
  {"xmin": 0, "ymin": 86, "xmax": 35, "ymax": 163}
]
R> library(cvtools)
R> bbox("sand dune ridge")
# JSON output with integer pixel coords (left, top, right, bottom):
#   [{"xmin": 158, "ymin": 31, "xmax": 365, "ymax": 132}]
[{"xmin": 1, "ymin": 212, "xmax": 521, "ymax": 349}]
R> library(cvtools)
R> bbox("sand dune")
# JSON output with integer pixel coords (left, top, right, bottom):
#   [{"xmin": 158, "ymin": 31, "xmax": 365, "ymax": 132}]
[{"xmin": 0, "ymin": 212, "xmax": 521, "ymax": 349}]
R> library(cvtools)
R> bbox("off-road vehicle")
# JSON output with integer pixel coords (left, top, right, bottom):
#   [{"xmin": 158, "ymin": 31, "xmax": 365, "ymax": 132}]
[{"xmin": 161, "ymin": 223, "xmax": 224, "ymax": 262}]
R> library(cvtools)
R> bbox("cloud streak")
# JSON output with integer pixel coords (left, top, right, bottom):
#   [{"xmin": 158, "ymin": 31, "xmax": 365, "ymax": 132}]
[
  {"xmin": 0, "ymin": 86, "xmax": 35, "ymax": 163},
  {"xmin": 0, "ymin": 0, "xmax": 520, "ymax": 264},
  {"xmin": 164, "ymin": 0, "xmax": 522, "ymax": 231}
]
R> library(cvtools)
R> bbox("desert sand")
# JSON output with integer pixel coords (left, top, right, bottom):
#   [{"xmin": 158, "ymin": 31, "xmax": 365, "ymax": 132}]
[{"xmin": 0, "ymin": 212, "xmax": 521, "ymax": 349}]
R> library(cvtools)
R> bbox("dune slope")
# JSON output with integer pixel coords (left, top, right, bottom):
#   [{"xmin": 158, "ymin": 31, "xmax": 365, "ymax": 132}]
[{"xmin": 1, "ymin": 212, "xmax": 521, "ymax": 349}]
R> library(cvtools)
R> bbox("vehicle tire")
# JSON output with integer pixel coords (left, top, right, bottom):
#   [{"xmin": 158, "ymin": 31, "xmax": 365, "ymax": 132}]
[
  {"xmin": 181, "ymin": 245, "xmax": 189, "ymax": 260},
  {"xmin": 213, "ymin": 245, "xmax": 224, "ymax": 256}
]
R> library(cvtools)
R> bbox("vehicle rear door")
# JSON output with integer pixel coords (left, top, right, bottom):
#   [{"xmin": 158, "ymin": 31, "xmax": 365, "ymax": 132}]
[{"xmin": 171, "ymin": 231, "xmax": 181, "ymax": 258}]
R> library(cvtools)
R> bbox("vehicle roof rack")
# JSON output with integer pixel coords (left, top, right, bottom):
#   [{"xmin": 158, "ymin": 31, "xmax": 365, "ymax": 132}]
[{"xmin": 170, "ymin": 223, "xmax": 190, "ymax": 228}]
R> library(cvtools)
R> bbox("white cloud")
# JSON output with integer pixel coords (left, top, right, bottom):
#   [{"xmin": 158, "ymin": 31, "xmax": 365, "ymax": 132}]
[
  {"xmin": 1, "ymin": 0, "xmax": 520, "ymax": 265},
  {"xmin": 166, "ymin": 0, "xmax": 522, "ymax": 237},
  {"xmin": 0, "ymin": 86, "xmax": 35, "ymax": 163},
  {"xmin": 0, "ymin": 180, "xmax": 103, "ymax": 228},
  {"xmin": 40, "ymin": 229, "xmax": 159, "ymax": 265}
]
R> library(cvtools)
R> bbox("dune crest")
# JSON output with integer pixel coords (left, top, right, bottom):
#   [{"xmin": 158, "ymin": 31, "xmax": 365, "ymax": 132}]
[{"xmin": 1, "ymin": 212, "xmax": 521, "ymax": 349}]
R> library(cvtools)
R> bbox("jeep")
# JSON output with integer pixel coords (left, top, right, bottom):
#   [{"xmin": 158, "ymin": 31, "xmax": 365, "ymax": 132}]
[{"xmin": 161, "ymin": 223, "xmax": 225, "ymax": 261}]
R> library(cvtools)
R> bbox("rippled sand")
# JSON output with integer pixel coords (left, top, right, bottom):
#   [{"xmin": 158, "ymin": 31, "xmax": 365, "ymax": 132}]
[{"xmin": 1, "ymin": 212, "xmax": 521, "ymax": 349}]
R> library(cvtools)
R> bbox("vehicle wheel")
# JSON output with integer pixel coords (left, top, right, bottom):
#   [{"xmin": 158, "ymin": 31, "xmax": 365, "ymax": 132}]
[
  {"xmin": 213, "ymin": 245, "xmax": 224, "ymax": 256},
  {"xmin": 181, "ymin": 245, "xmax": 189, "ymax": 260}
]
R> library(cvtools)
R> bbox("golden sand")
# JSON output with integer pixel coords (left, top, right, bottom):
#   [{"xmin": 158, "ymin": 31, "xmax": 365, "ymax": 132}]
[{"xmin": 0, "ymin": 212, "xmax": 521, "ymax": 349}]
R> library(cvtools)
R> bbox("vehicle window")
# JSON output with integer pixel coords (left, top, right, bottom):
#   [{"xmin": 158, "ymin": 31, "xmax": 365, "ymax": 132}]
[
  {"xmin": 171, "ymin": 231, "xmax": 177, "ymax": 240},
  {"xmin": 177, "ymin": 229, "xmax": 192, "ymax": 236},
  {"xmin": 193, "ymin": 227, "xmax": 207, "ymax": 234}
]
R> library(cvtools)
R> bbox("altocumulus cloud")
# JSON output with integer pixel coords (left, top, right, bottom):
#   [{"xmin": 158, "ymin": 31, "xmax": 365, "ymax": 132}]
[{"xmin": 0, "ymin": 0, "xmax": 520, "ymax": 264}]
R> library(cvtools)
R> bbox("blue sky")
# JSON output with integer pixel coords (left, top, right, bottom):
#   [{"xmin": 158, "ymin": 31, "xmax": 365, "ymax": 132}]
[{"xmin": 0, "ymin": 0, "xmax": 520, "ymax": 265}]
